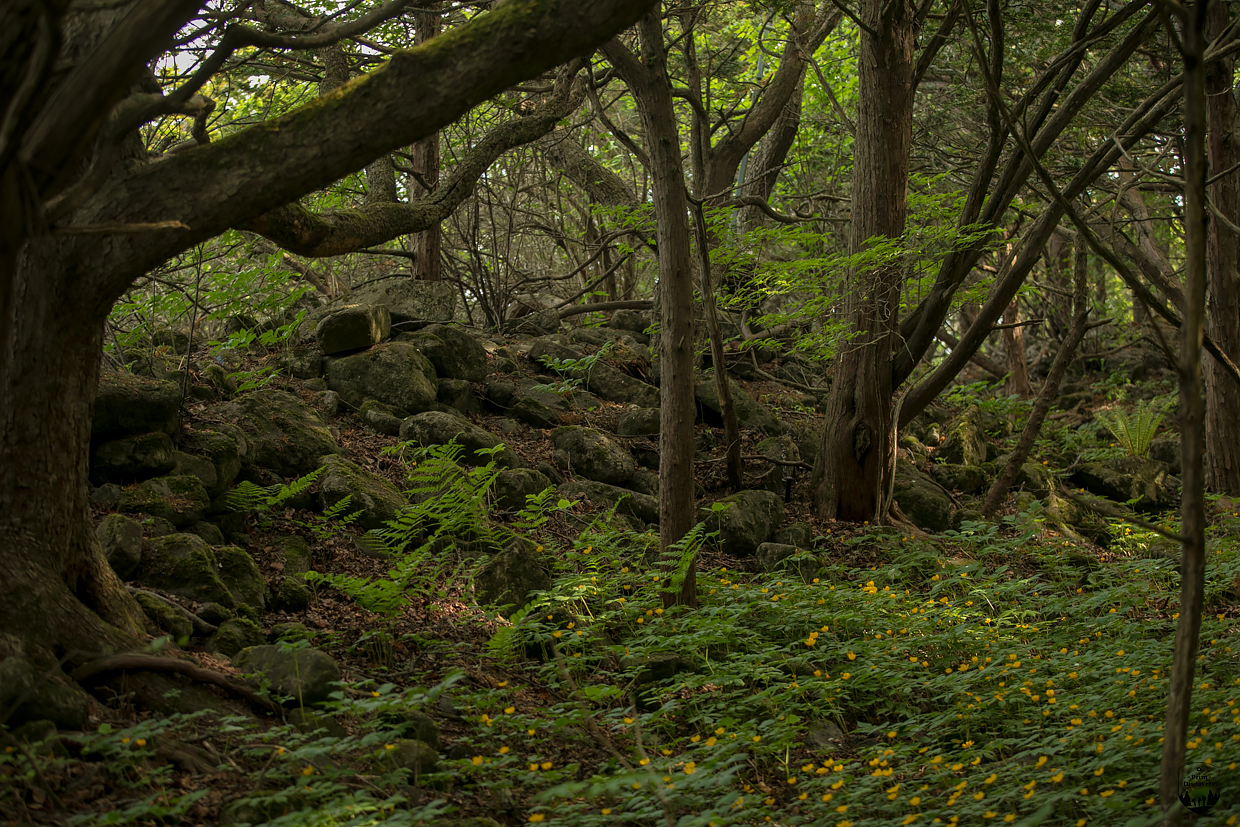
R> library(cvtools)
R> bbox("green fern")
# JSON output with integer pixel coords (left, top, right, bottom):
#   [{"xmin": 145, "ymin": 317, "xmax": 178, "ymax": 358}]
[
  {"xmin": 225, "ymin": 467, "xmax": 324, "ymax": 512},
  {"xmin": 1094, "ymin": 399, "xmax": 1168, "ymax": 458}
]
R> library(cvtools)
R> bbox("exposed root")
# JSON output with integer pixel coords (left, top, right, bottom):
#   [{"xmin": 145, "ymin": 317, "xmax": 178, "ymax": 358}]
[{"xmin": 71, "ymin": 654, "xmax": 281, "ymax": 716}]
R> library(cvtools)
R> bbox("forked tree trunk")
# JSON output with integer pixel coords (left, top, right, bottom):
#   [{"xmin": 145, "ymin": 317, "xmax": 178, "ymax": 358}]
[
  {"xmin": 0, "ymin": 239, "xmax": 147, "ymax": 667},
  {"xmin": 1203, "ymin": 2, "xmax": 1240, "ymax": 494},
  {"xmin": 813, "ymin": 0, "xmax": 915, "ymax": 521}
]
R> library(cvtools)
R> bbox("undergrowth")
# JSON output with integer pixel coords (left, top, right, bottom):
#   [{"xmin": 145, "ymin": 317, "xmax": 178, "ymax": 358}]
[{"xmin": 6, "ymin": 447, "xmax": 1238, "ymax": 827}]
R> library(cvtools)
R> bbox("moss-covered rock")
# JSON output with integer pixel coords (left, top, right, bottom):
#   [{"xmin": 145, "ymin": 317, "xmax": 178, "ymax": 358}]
[
  {"xmin": 316, "ymin": 455, "xmax": 408, "ymax": 530},
  {"xmin": 703, "ymin": 489, "xmax": 785, "ymax": 556},
  {"xmin": 117, "ymin": 474, "xmax": 210, "ymax": 528},
  {"xmin": 474, "ymin": 539, "xmax": 552, "ymax": 613},
  {"xmin": 390, "ymin": 739, "xmax": 439, "ymax": 781},
  {"xmin": 400, "ymin": 410, "xmax": 518, "ymax": 468},
  {"xmin": 773, "ymin": 521, "xmax": 813, "ymax": 548},
  {"xmin": 933, "ymin": 462, "xmax": 987, "ymax": 495},
  {"xmin": 893, "ymin": 460, "xmax": 952, "ymax": 532},
  {"xmin": 215, "ymin": 546, "xmax": 266, "ymax": 615},
  {"xmin": 91, "ymin": 431, "xmax": 177, "ymax": 485},
  {"xmin": 325, "ymin": 342, "xmax": 438, "ymax": 414},
  {"xmin": 695, "ymin": 371, "xmax": 784, "ymax": 434},
  {"xmin": 558, "ymin": 479, "xmax": 660, "ymax": 525},
  {"xmin": 234, "ymin": 645, "xmax": 341, "ymax": 707},
  {"xmin": 212, "ymin": 390, "xmax": 340, "ymax": 478},
  {"xmin": 492, "ymin": 468, "xmax": 552, "ymax": 511},
  {"xmin": 207, "ymin": 617, "xmax": 265, "ymax": 657},
  {"xmin": 528, "ymin": 336, "xmax": 659, "ymax": 407},
  {"xmin": 552, "ymin": 426, "xmax": 636, "ymax": 487},
  {"xmin": 272, "ymin": 536, "xmax": 314, "ymax": 611},
  {"xmin": 350, "ymin": 278, "xmax": 456, "ymax": 326},
  {"xmin": 617, "ymin": 407, "xmax": 659, "ymax": 436},
  {"xmin": 404, "ymin": 324, "xmax": 488, "ymax": 382},
  {"xmin": 359, "ymin": 398, "xmax": 406, "ymax": 436},
  {"xmin": 438, "ymin": 378, "xmax": 482, "ymax": 415},
  {"xmin": 97, "ymin": 513, "xmax": 144, "ymax": 579},
  {"xmin": 92, "ymin": 372, "xmax": 180, "ymax": 441},
  {"xmin": 1070, "ymin": 456, "xmax": 1174, "ymax": 512},
  {"xmin": 179, "ymin": 428, "xmax": 242, "ymax": 496},
  {"xmin": 936, "ymin": 405, "xmax": 988, "ymax": 466},
  {"xmin": 135, "ymin": 533, "xmax": 235, "ymax": 608},
  {"xmin": 314, "ymin": 303, "xmax": 391, "ymax": 355}
]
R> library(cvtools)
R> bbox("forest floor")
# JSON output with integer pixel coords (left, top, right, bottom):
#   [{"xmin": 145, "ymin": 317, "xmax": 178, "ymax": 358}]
[{"xmin": 5, "ymin": 359, "xmax": 1240, "ymax": 827}]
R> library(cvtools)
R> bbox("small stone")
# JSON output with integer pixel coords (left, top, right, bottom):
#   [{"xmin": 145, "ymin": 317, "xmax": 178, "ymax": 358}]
[
  {"xmin": 391, "ymin": 739, "xmax": 439, "ymax": 780},
  {"xmin": 617, "ymin": 408, "xmax": 659, "ymax": 436},
  {"xmin": 492, "ymin": 468, "xmax": 552, "ymax": 511},
  {"xmin": 207, "ymin": 617, "xmax": 264, "ymax": 657}
]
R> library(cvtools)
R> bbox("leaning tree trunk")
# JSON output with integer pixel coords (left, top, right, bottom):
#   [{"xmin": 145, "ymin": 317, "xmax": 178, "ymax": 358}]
[
  {"xmin": 813, "ymin": 0, "xmax": 915, "ymax": 521},
  {"xmin": 1203, "ymin": 2, "xmax": 1240, "ymax": 494},
  {"xmin": 0, "ymin": 239, "xmax": 147, "ymax": 669}
]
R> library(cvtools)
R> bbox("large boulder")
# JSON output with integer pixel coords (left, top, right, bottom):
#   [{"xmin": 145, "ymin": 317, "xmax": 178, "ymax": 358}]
[
  {"xmin": 558, "ymin": 479, "xmax": 660, "ymax": 525},
  {"xmin": 474, "ymin": 539, "xmax": 552, "ymax": 612},
  {"xmin": 617, "ymin": 407, "xmax": 659, "ymax": 436},
  {"xmin": 117, "ymin": 474, "xmax": 210, "ymax": 527},
  {"xmin": 703, "ymin": 489, "xmax": 784, "ymax": 556},
  {"xmin": 215, "ymin": 546, "xmax": 266, "ymax": 615},
  {"xmin": 134, "ymin": 533, "xmax": 236, "ymax": 608},
  {"xmin": 400, "ymin": 410, "xmax": 519, "ymax": 468},
  {"xmin": 179, "ymin": 428, "xmax": 242, "ymax": 496},
  {"xmin": 349, "ymin": 279, "xmax": 456, "ymax": 328},
  {"xmin": 1148, "ymin": 438, "xmax": 1182, "ymax": 475},
  {"xmin": 1071, "ymin": 456, "xmax": 1175, "ymax": 512},
  {"xmin": 402, "ymin": 324, "xmax": 488, "ymax": 382},
  {"xmin": 528, "ymin": 336, "xmax": 659, "ymax": 408},
  {"xmin": 91, "ymin": 431, "xmax": 177, "ymax": 485},
  {"xmin": 316, "ymin": 454, "xmax": 408, "ymax": 530},
  {"xmin": 552, "ymin": 426, "xmax": 635, "ymax": 487},
  {"xmin": 93, "ymin": 372, "xmax": 181, "ymax": 441},
  {"xmin": 608, "ymin": 308, "xmax": 652, "ymax": 343},
  {"xmin": 695, "ymin": 372, "xmax": 783, "ymax": 434},
  {"xmin": 933, "ymin": 462, "xmax": 987, "ymax": 495},
  {"xmin": 98, "ymin": 513, "xmax": 145, "ymax": 579},
  {"xmin": 936, "ymin": 406, "xmax": 988, "ymax": 466},
  {"xmin": 893, "ymin": 460, "xmax": 952, "ymax": 532},
  {"xmin": 325, "ymin": 342, "xmax": 438, "ymax": 414},
  {"xmin": 492, "ymin": 468, "xmax": 552, "ymax": 511},
  {"xmin": 234, "ymin": 645, "xmax": 341, "ymax": 706},
  {"xmin": 314, "ymin": 303, "xmax": 391, "ymax": 355},
  {"xmin": 212, "ymin": 390, "xmax": 340, "ymax": 478}
]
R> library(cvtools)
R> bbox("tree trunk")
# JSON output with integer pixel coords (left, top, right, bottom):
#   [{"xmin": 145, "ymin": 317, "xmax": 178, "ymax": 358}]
[
  {"xmin": 0, "ymin": 239, "xmax": 147, "ymax": 668},
  {"xmin": 605, "ymin": 9, "xmax": 698, "ymax": 606},
  {"xmin": 983, "ymin": 242, "xmax": 1090, "ymax": 516},
  {"xmin": 1160, "ymin": 3, "xmax": 1209, "ymax": 820},
  {"xmin": 1002, "ymin": 297, "xmax": 1032, "ymax": 398},
  {"xmin": 813, "ymin": 0, "xmax": 915, "ymax": 521},
  {"xmin": 1203, "ymin": 2, "xmax": 1240, "ymax": 494},
  {"xmin": 411, "ymin": 3, "xmax": 443, "ymax": 282}
]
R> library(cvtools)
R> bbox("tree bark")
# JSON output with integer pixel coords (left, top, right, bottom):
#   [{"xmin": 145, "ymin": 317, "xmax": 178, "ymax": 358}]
[
  {"xmin": 1001, "ymin": 297, "xmax": 1032, "ymax": 398},
  {"xmin": 411, "ymin": 3, "xmax": 443, "ymax": 281},
  {"xmin": 1160, "ymin": 2, "xmax": 1209, "ymax": 820},
  {"xmin": 813, "ymin": 0, "xmax": 915, "ymax": 522},
  {"xmin": 604, "ymin": 10, "xmax": 698, "ymax": 607},
  {"xmin": 1203, "ymin": 2, "xmax": 1240, "ymax": 494}
]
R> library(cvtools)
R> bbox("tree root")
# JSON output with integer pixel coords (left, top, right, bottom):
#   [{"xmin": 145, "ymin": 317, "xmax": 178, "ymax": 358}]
[{"xmin": 71, "ymin": 655, "xmax": 281, "ymax": 716}]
